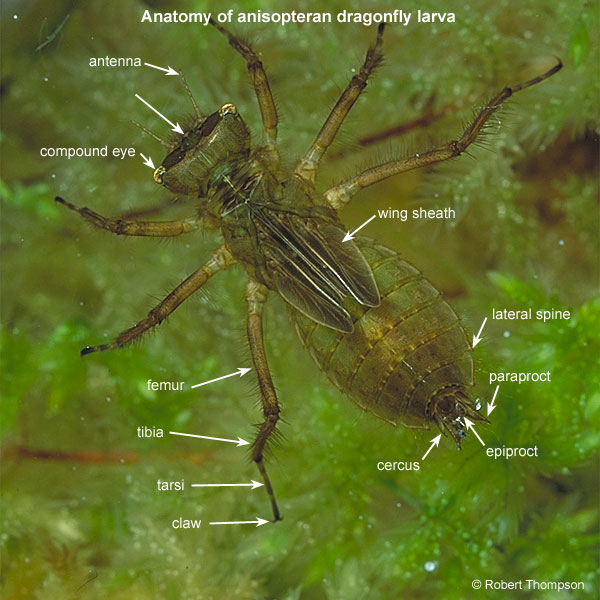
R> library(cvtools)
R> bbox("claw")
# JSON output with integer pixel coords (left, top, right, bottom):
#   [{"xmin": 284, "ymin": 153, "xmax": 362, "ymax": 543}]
[{"xmin": 80, "ymin": 344, "xmax": 109, "ymax": 357}]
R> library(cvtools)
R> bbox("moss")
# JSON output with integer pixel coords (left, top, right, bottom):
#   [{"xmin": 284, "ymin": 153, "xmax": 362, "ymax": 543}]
[{"xmin": 1, "ymin": 0, "xmax": 598, "ymax": 598}]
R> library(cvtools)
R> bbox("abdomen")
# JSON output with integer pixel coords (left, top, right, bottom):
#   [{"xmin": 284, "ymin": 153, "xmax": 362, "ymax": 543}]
[{"xmin": 290, "ymin": 239, "xmax": 473, "ymax": 429}]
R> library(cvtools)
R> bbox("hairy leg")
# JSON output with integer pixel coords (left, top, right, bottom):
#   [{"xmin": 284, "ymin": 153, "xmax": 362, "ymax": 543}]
[
  {"xmin": 81, "ymin": 245, "xmax": 235, "ymax": 355},
  {"xmin": 245, "ymin": 279, "xmax": 281, "ymax": 521},
  {"xmin": 210, "ymin": 19, "xmax": 278, "ymax": 154},
  {"xmin": 295, "ymin": 24, "xmax": 385, "ymax": 183},
  {"xmin": 55, "ymin": 196, "xmax": 201, "ymax": 237},
  {"xmin": 324, "ymin": 60, "xmax": 562, "ymax": 209}
]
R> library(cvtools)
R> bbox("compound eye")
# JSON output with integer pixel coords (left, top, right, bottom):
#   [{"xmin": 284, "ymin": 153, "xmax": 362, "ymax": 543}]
[
  {"xmin": 153, "ymin": 166, "xmax": 166, "ymax": 184},
  {"xmin": 219, "ymin": 103, "xmax": 237, "ymax": 116}
]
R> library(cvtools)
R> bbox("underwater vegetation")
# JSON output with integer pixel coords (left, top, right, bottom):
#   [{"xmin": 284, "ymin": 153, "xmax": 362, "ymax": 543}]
[{"xmin": 1, "ymin": 0, "xmax": 598, "ymax": 598}]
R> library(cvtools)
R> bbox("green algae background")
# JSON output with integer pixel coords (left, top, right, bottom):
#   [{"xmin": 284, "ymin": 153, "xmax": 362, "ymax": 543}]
[{"xmin": 1, "ymin": 0, "xmax": 599, "ymax": 598}]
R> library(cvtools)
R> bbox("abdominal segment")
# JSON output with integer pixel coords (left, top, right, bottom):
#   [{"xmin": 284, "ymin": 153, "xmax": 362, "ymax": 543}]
[{"xmin": 291, "ymin": 239, "xmax": 474, "ymax": 429}]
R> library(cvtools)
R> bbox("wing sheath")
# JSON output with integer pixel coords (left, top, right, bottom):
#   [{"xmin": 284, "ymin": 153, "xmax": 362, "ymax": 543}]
[{"xmin": 252, "ymin": 206, "xmax": 380, "ymax": 331}]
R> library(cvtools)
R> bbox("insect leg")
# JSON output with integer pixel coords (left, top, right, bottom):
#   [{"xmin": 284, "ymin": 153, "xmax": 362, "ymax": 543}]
[
  {"xmin": 324, "ymin": 60, "xmax": 563, "ymax": 209},
  {"xmin": 81, "ymin": 245, "xmax": 235, "ymax": 355},
  {"xmin": 295, "ymin": 24, "xmax": 385, "ymax": 184},
  {"xmin": 209, "ymin": 19, "xmax": 278, "ymax": 153},
  {"xmin": 245, "ymin": 279, "xmax": 281, "ymax": 522},
  {"xmin": 55, "ymin": 196, "xmax": 201, "ymax": 237}
]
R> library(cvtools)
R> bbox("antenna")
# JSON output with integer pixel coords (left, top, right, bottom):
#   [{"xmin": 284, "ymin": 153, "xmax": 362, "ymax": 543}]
[
  {"xmin": 131, "ymin": 120, "xmax": 169, "ymax": 147},
  {"xmin": 179, "ymin": 71, "xmax": 203, "ymax": 118}
]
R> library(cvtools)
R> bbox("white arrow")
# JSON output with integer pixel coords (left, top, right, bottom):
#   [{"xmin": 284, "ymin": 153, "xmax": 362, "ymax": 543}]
[
  {"xmin": 472, "ymin": 317, "xmax": 488, "ymax": 348},
  {"xmin": 421, "ymin": 433, "xmax": 442, "ymax": 460},
  {"xmin": 140, "ymin": 153, "xmax": 155, "ymax": 169},
  {"xmin": 209, "ymin": 518, "xmax": 269, "ymax": 527},
  {"xmin": 342, "ymin": 214, "xmax": 377, "ymax": 242},
  {"xmin": 463, "ymin": 418, "xmax": 485, "ymax": 446},
  {"xmin": 135, "ymin": 93, "xmax": 184, "ymax": 134},
  {"xmin": 487, "ymin": 385, "xmax": 500, "ymax": 416},
  {"xmin": 144, "ymin": 62, "xmax": 179, "ymax": 76},
  {"xmin": 191, "ymin": 367, "xmax": 251, "ymax": 389},
  {"xmin": 191, "ymin": 480, "xmax": 264, "ymax": 490},
  {"xmin": 168, "ymin": 431, "xmax": 250, "ymax": 447}
]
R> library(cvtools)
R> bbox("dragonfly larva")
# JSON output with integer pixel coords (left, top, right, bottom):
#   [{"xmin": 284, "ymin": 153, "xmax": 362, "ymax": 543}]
[{"xmin": 56, "ymin": 21, "xmax": 561, "ymax": 521}]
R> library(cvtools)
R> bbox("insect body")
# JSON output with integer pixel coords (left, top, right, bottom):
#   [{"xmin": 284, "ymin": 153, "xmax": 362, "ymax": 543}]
[
  {"xmin": 291, "ymin": 238, "xmax": 481, "ymax": 445},
  {"xmin": 56, "ymin": 22, "xmax": 561, "ymax": 521}
]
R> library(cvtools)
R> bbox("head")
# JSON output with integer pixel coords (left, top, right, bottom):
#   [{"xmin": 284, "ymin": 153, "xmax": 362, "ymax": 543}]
[
  {"xmin": 430, "ymin": 387, "xmax": 488, "ymax": 448},
  {"xmin": 153, "ymin": 103, "xmax": 251, "ymax": 196}
]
